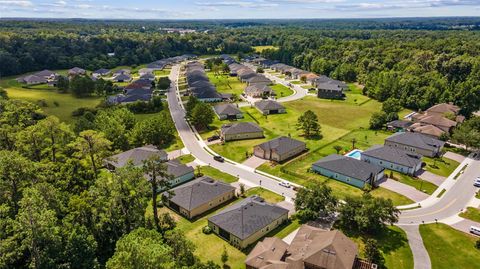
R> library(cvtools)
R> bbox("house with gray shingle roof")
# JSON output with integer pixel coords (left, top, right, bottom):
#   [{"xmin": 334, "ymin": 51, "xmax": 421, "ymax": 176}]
[
  {"xmin": 93, "ymin": 68, "xmax": 111, "ymax": 77},
  {"xmin": 254, "ymin": 100, "xmax": 285, "ymax": 115},
  {"xmin": 164, "ymin": 176, "xmax": 235, "ymax": 219},
  {"xmin": 68, "ymin": 67, "xmax": 86, "ymax": 76},
  {"xmin": 208, "ymin": 195, "xmax": 289, "ymax": 249},
  {"xmin": 105, "ymin": 145, "xmax": 168, "ymax": 169},
  {"xmin": 246, "ymin": 75, "xmax": 271, "ymax": 86},
  {"xmin": 17, "ymin": 75, "xmax": 47, "ymax": 85},
  {"xmin": 384, "ymin": 132, "xmax": 445, "ymax": 157},
  {"xmin": 34, "ymin": 69, "xmax": 58, "ymax": 79},
  {"xmin": 113, "ymin": 73, "xmax": 132, "ymax": 83},
  {"xmin": 220, "ymin": 122, "xmax": 264, "ymax": 142},
  {"xmin": 361, "ymin": 145, "xmax": 422, "ymax": 175},
  {"xmin": 312, "ymin": 154, "xmax": 385, "ymax": 188},
  {"xmin": 163, "ymin": 159, "xmax": 195, "ymax": 187},
  {"xmin": 254, "ymin": 136, "xmax": 306, "ymax": 162},
  {"xmin": 244, "ymin": 84, "xmax": 273, "ymax": 98},
  {"xmin": 213, "ymin": 103, "xmax": 243, "ymax": 120}
]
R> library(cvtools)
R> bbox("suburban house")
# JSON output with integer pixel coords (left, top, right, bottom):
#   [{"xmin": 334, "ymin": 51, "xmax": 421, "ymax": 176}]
[
  {"xmin": 105, "ymin": 145, "xmax": 168, "ymax": 170},
  {"xmin": 220, "ymin": 122, "xmax": 264, "ymax": 142},
  {"xmin": 238, "ymin": 70, "xmax": 258, "ymax": 82},
  {"xmin": 254, "ymin": 100, "xmax": 286, "ymax": 115},
  {"xmin": 113, "ymin": 73, "xmax": 132, "ymax": 83},
  {"xmin": 244, "ymin": 84, "xmax": 273, "ymax": 98},
  {"xmin": 140, "ymin": 73, "xmax": 156, "ymax": 81},
  {"xmin": 409, "ymin": 103, "xmax": 464, "ymax": 138},
  {"xmin": 317, "ymin": 82, "xmax": 346, "ymax": 100},
  {"xmin": 361, "ymin": 145, "xmax": 423, "ymax": 175},
  {"xmin": 92, "ymin": 68, "xmax": 111, "ymax": 77},
  {"xmin": 387, "ymin": 120, "xmax": 413, "ymax": 132},
  {"xmin": 208, "ymin": 195, "xmax": 289, "ymax": 249},
  {"xmin": 213, "ymin": 104, "xmax": 243, "ymax": 120},
  {"xmin": 107, "ymin": 94, "xmax": 152, "ymax": 104},
  {"xmin": 246, "ymin": 75, "xmax": 271, "ymax": 86},
  {"xmin": 113, "ymin": 69, "xmax": 131, "ymax": 76},
  {"xmin": 164, "ymin": 159, "xmax": 195, "ymax": 187},
  {"xmin": 17, "ymin": 75, "xmax": 47, "ymax": 85},
  {"xmin": 384, "ymin": 132, "xmax": 445, "ymax": 157},
  {"xmin": 68, "ymin": 67, "xmax": 86, "ymax": 76},
  {"xmin": 312, "ymin": 154, "xmax": 385, "ymax": 188},
  {"xmin": 246, "ymin": 225, "xmax": 366, "ymax": 269},
  {"xmin": 254, "ymin": 136, "xmax": 306, "ymax": 162},
  {"xmin": 186, "ymin": 61, "xmax": 222, "ymax": 102},
  {"xmin": 163, "ymin": 176, "xmax": 236, "ymax": 219},
  {"xmin": 138, "ymin": 68, "xmax": 154, "ymax": 76}
]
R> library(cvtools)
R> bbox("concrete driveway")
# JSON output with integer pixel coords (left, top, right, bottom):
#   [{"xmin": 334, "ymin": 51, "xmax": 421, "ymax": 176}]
[
  {"xmin": 451, "ymin": 218, "xmax": 480, "ymax": 236},
  {"xmin": 242, "ymin": 155, "xmax": 267, "ymax": 169},
  {"xmin": 444, "ymin": 151, "xmax": 466, "ymax": 163},
  {"xmin": 379, "ymin": 178, "xmax": 429, "ymax": 202},
  {"xmin": 417, "ymin": 170, "xmax": 445, "ymax": 186}
]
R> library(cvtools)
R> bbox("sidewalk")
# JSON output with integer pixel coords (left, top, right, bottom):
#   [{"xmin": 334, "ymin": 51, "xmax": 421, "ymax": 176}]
[{"xmin": 398, "ymin": 225, "xmax": 432, "ymax": 269}]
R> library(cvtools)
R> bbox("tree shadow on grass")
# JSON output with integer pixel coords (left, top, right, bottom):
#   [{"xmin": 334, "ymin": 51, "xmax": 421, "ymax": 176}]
[{"xmin": 339, "ymin": 225, "xmax": 408, "ymax": 255}]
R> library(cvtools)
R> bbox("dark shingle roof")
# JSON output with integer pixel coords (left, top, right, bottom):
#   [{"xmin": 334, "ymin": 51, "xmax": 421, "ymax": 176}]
[
  {"xmin": 221, "ymin": 122, "xmax": 263, "ymax": 135},
  {"xmin": 106, "ymin": 145, "xmax": 167, "ymax": 168},
  {"xmin": 165, "ymin": 159, "xmax": 194, "ymax": 178},
  {"xmin": 387, "ymin": 120, "xmax": 413, "ymax": 129},
  {"xmin": 385, "ymin": 132, "xmax": 445, "ymax": 152},
  {"xmin": 113, "ymin": 73, "xmax": 132, "ymax": 81},
  {"xmin": 214, "ymin": 104, "xmax": 242, "ymax": 116},
  {"xmin": 313, "ymin": 154, "xmax": 384, "ymax": 182},
  {"xmin": 208, "ymin": 196, "xmax": 288, "ymax": 240},
  {"xmin": 256, "ymin": 136, "xmax": 305, "ymax": 155},
  {"xmin": 254, "ymin": 100, "xmax": 285, "ymax": 111},
  {"xmin": 362, "ymin": 145, "xmax": 422, "ymax": 168},
  {"xmin": 165, "ymin": 176, "xmax": 235, "ymax": 211},
  {"xmin": 247, "ymin": 75, "xmax": 271, "ymax": 85},
  {"xmin": 34, "ymin": 69, "xmax": 56, "ymax": 77}
]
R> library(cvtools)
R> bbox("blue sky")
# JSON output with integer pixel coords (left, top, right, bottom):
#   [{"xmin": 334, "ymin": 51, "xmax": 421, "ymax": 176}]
[{"xmin": 1, "ymin": 0, "xmax": 479, "ymax": 19}]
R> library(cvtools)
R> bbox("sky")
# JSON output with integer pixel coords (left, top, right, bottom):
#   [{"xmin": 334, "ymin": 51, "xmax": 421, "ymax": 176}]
[{"xmin": 1, "ymin": 0, "xmax": 480, "ymax": 19}]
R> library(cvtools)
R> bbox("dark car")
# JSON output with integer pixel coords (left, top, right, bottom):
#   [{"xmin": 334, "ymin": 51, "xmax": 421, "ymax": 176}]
[
  {"xmin": 207, "ymin": 135, "xmax": 220, "ymax": 142},
  {"xmin": 213, "ymin": 155, "xmax": 224, "ymax": 162}
]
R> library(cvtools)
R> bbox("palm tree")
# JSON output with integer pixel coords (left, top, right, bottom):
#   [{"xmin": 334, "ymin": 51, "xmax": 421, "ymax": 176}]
[
  {"xmin": 333, "ymin": 145, "xmax": 342, "ymax": 154},
  {"xmin": 351, "ymin": 138, "xmax": 357, "ymax": 149}
]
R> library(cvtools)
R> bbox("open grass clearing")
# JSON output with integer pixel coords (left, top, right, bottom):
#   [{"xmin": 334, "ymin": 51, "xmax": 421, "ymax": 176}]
[
  {"xmin": 199, "ymin": 166, "xmax": 239, "ymax": 183},
  {"xmin": 459, "ymin": 207, "xmax": 480, "ymax": 223},
  {"xmin": 423, "ymin": 157, "xmax": 459, "ymax": 177},
  {"xmin": 253, "ymin": 45, "xmax": 279, "ymax": 53},
  {"xmin": 244, "ymin": 187, "xmax": 284, "ymax": 203},
  {"xmin": 420, "ymin": 223, "xmax": 480, "ymax": 269},
  {"xmin": 176, "ymin": 154, "xmax": 195, "ymax": 164}
]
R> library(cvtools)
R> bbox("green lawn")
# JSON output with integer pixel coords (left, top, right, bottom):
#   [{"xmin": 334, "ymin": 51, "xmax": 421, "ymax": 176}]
[
  {"xmin": 245, "ymin": 187, "xmax": 284, "ymax": 203},
  {"xmin": 459, "ymin": 207, "xmax": 480, "ymax": 223},
  {"xmin": 290, "ymin": 80, "xmax": 302, "ymax": 85},
  {"xmin": 176, "ymin": 154, "xmax": 195, "ymax": 164},
  {"xmin": 271, "ymin": 83, "xmax": 294, "ymax": 98},
  {"xmin": 347, "ymin": 226, "xmax": 413, "ymax": 269},
  {"xmin": 199, "ymin": 166, "xmax": 239, "ymax": 183},
  {"xmin": 420, "ymin": 223, "xmax": 480, "ymax": 269},
  {"xmin": 423, "ymin": 157, "xmax": 459, "ymax": 177},
  {"xmin": 387, "ymin": 170, "xmax": 438, "ymax": 195},
  {"xmin": 207, "ymin": 72, "xmax": 245, "ymax": 96},
  {"xmin": 155, "ymin": 69, "xmax": 171, "ymax": 77},
  {"xmin": 253, "ymin": 45, "xmax": 279, "ymax": 53}
]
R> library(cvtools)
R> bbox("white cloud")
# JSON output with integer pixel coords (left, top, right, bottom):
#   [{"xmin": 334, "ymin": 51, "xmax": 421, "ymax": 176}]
[
  {"xmin": 0, "ymin": 0, "xmax": 32, "ymax": 6},
  {"xmin": 196, "ymin": 1, "xmax": 279, "ymax": 8}
]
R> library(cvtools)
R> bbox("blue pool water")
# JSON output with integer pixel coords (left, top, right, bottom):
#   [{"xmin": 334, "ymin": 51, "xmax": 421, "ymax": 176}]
[{"xmin": 346, "ymin": 150, "xmax": 362, "ymax": 160}]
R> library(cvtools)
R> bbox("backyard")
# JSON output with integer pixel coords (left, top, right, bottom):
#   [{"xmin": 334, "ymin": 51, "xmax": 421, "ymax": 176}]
[
  {"xmin": 207, "ymin": 71, "xmax": 245, "ymax": 96},
  {"xmin": 420, "ymin": 223, "xmax": 480, "ymax": 269}
]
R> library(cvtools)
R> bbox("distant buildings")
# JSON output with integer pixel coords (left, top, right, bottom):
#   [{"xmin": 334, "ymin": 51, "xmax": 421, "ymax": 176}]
[
  {"xmin": 68, "ymin": 67, "xmax": 86, "ymax": 76},
  {"xmin": 185, "ymin": 61, "xmax": 222, "ymax": 102},
  {"xmin": 254, "ymin": 136, "xmax": 306, "ymax": 162},
  {"xmin": 16, "ymin": 69, "xmax": 58, "ymax": 85},
  {"xmin": 409, "ymin": 103, "xmax": 464, "ymax": 138}
]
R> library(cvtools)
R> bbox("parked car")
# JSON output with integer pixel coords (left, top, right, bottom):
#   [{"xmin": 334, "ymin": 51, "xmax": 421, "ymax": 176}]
[
  {"xmin": 207, "ymin": 135, "xmax": 220, "ymax": 142},
  {"xmin": 470, "ymin": 226, "xmax": 480, "ymax": 236},
  {"xmin": 279, "ymin": 181, "xmax": 291, "ymax": 188},
  {"xmin": 213, "ymin": 155, "xmax": 224, "ymax": 162},
  {"xmin": 474, "ymin": 178, "xmax": 480, "ymax": 187}
]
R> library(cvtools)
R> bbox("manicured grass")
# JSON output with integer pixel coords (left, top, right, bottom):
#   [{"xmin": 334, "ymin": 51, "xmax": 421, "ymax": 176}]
[
  {"xmin": 154, "ymin": 69, "xmax": 171, "ymax": 77},
  {"xmin": 253, "ymin": 45, "xmax": 279, "ymax": 52},
  {"xmin": 271, "ymin": 83, "xmax": 294, "ymax": 98},
  {"xmin": 302, "ymin": 85, "xmax": 313, "ymax": 89},
  {"xmin": 199, "ymin": 166, "xmax": 239, "ymax": 183},
  {"xmin": 420, "ymin": 223, "xmax": 480, "ymax": 269},
  {"xmin": 346, "ymin": 225, "xmax": 413, "ymax": 269},
  {"xmin": 459, "ymin": 207, "xmax": 480, "ymax": 223},
  {"xmin": 176, "ymin": 154, "xmax": 195, "ymax": 164},
  {"xmin": 290, "ymin": 80, "xmax": 302, "ymax": 85},
  {"xmin": 387, "ymin": 170, "xmax": 438, "ymax": 195},
  {"xmin": 207, "ymin": 72, "xmax": 246, "ymax": 96},
  {"xmin": 2, "ymin": 78, "xmax": 102, "ymax": 123},
  {"xmin": 423, "ymin": 157, "xmax": 459, "ymax": 177},
  {"xmin": 245, "ymin": 187, "xmax": 284, "ymax": 203},
  {"xmin": 436, "ymin": 189, "xmax": 446, "ymax": 198}
]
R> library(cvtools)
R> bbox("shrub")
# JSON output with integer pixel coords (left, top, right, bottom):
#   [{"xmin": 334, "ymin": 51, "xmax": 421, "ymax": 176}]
[
  {"xmin": 53, "ymin": 101, "xmax": 59, "ymax": 107},
  {"xmin": 37, "ymin": 99, "xmax": 48, "ymax": 107},
  {"xmin": 202, "ymin": 226, "xmax": 212, "ymax": 234}
]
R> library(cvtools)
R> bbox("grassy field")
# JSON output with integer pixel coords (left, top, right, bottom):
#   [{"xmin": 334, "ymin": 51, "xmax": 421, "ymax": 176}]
[
  {"xmin": 346, "ymin": 226, "xmax": 414, "ymax": 269},
  {"xmin": 271, "ymin": 83, "xmax": 294, "ymax": 97},
  {"xmin": 420, "ymin": 223, "xmax": 480, "ymax": 269},
  {"xmin": 176, "ymin": 154, "xmax": 195, "ymax": 164},
  {"xmin": 387, "ymin": 170, "xmax": 438, "ymax": 195},
  {"xmin": 207, "ymin": 72, "xmax": 245, "ymax": 96},
  {"xmin": 1, "ymin": 77, "xmax": 102, "ymax": 123},
  {"xmin": 199, "ymin": 166, "xmax": 239, "ymax": 183},
  {"xmin": 244, "ymin": 187, "xmax": 284, "ymax": 203},
  {"xmin": 253, "ymin": 45, "xmax": 279, "ymax": 53},
  {"xmin": 423, "ymin": 157, "xmax": 459, "ymax": 177},
  {"xmin": 459, "ymin": 207, "xmax": 480, "ymax": 223}
]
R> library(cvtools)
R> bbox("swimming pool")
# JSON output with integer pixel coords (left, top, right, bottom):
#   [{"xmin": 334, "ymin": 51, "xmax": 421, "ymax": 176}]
[{"xmin": 345, "ymin": 149, "xmax": 362, "ymax": 160}]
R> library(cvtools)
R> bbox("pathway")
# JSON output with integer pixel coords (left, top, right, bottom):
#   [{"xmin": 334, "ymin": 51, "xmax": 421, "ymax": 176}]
[
  {"xmin": 399, "ymin": 225, "xmax": 432, "ymax": 269},
  {"xmin": 379, "ymin": 178, "xmax": 429, "ymax": 202}
]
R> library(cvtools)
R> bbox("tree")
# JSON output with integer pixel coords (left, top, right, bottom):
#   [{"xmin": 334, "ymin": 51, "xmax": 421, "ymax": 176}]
[
  {"xmin": 129, "ymin": 111, "xmax": 175, "ymax": 148},
  {"xmin": 33, "ymin": 116, "xmax": 74, "ymax": 162},
  {"xmin": 364, "ymin": 238, "xmax": 384, "ymax": 266},
  {"xmin": 71, "ymin": 130, "xmax": 112, "ymax": 178},
  {"xmin": 221, "ymin": 246, "xmax": 229, "ymax": 266},
  {"xmin": 296, "ymin": 110, "xmax": 321, "ymax": 138},
  {"xmin": 221, "ymin": 63, "xmax": 230, "ymax": 74},
  {"xmin": 106, "ymin": 228, "xmax": 175, "ymax": 269},
  {"xmin": 256, "ymin": 67, "xmax": 264, "ymax": 73},
  {"xmin": 191, "ymin": 102, "xmax": 214, "ymax": 130},
  {"xmin": 300, "ymin": 75, "xmax": 307, "ymax": 84},
  {"xmin": 452, "ymin": 117, "xmax": 480, "ymax": 150},
  {"xmin": 351, "ymin": 138, "xmax": 357, "ymax": 149},
  {"xmin": 143, "ymin": 155, "xmax": 173, "ymax": 232},
  {"xmin": 70, "ymin": 76, "xmax": 95, "ymax": 97},
  {"xmin": 0, "ymin": 87, "xmax": 8, "ymax": 99},
  {"xmin": 56, "ymin": 76, "xmax": 69, "ymax": 93},
  {"xmin": 294, "ymin": 183, "xmax": 338, "ymax": 223},
  {"xmin": 185, "ymin": 96, "xmax": 200, "ymax": 120},
  {"xmin": 157, "ymin": 77, "xmax": 171, "ymax": 91},
  {"xmin": 164, "ymin": 229, "xmax": 196, "ymax": 267},
  {"xmin": 94, "ymin": 108, "xmax": 136, "ymax": 150},
  {"xmin": 333, "ymin": 145, "xmax": 342, "ymax": 154},
  {"xmin": 381, "ymin": 98, "xmax": 402, "ymax": 114},
  {"xmin": 239, "ymin": 183, "xmax": 246, "ymax": 197},
  {"xmin": 369, "ymin": 112, "xmax": 388, "ymax": 130}
]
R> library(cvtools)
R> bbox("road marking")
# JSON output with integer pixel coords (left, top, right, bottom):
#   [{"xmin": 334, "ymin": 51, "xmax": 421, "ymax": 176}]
[{"xmin": 401, "ymin": 198, "xmax": 457, "ymax": 219}]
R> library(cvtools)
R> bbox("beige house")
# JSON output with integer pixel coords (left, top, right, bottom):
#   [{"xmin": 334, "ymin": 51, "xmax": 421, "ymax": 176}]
[
  {"xmin": 254, "ymin": 136, "xmax": 306, "ymax": 162},
  {"xmin": 164, "ymin": 177, "xmax": 235, "ymax": 219},
  {"xmin": 220, "ymin": 122, "xmax": 264, "ymax": 142},
  {"xmin": 410, "ymin": 103, "xmax": 465, "ymax": 138},
  {"xmin": 384, "ymin": 132, "xmax": 445, "ymax": 158},
  {"xmin": 208, "ymin": 196, "xmax": 288, "ymax": 249}
]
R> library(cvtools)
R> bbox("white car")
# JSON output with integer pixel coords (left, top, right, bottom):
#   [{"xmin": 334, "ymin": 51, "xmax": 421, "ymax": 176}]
[
  {"xmin": 279, "ymin": 181, "xmax": 291, "ymax": 188},
  {"xmin": 474, "ymin": 178, "xmax": 480, "ymax": 187}
]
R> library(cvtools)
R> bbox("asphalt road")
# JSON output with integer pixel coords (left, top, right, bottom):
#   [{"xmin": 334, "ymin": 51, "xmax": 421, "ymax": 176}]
[
  {"xmin": 167, "ymin": 64, "xmax": 296, "ymax": 201},
  {"xmin": 398, "ymin": 157, "xmax": 480, "ymax": 225}
]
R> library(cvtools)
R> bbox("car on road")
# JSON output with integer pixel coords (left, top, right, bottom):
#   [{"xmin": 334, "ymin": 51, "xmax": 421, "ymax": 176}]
[
  {"xmin": 278, "ymin": 181, "xmax": 291, "ymax": 188},
  {"xmin": 474, "ymin": 178, "xmax": 480, "ymax": 187},
  {"xmin": 213, "ymin": 155, "xmax": 224, "ymax": 162},
  {"xmin": 207, "ymin": 135, "xmax": 220, "ymax": 142}
]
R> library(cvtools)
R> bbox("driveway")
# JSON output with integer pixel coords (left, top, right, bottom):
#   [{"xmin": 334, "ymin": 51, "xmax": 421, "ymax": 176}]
[
  {"xmin": 444, "ymin": 151, "xmax": 466, "ymax": 163},
  {"xmin": 398, "ymin": 225, "xmax": 432, "ymax": 269},
  {"xmin": 242, "ymin": 155, "xmax": 267, "ymax": 169},
  {"xmin": 451, "ymin": 218, "xmax": 480, "ymax": 236},
  {"xmin": 378, "ymin": 178, "xmax": 429, "ymax": 202},
  {"xmin": 417, "ymin": 170, "xmax": 445, "ymax": 186}
]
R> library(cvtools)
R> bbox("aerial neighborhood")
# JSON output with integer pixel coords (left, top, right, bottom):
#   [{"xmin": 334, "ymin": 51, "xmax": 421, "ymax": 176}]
[{"xmin": 1, "ymin": 17, "xmax": 480, "ymax": 269}]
